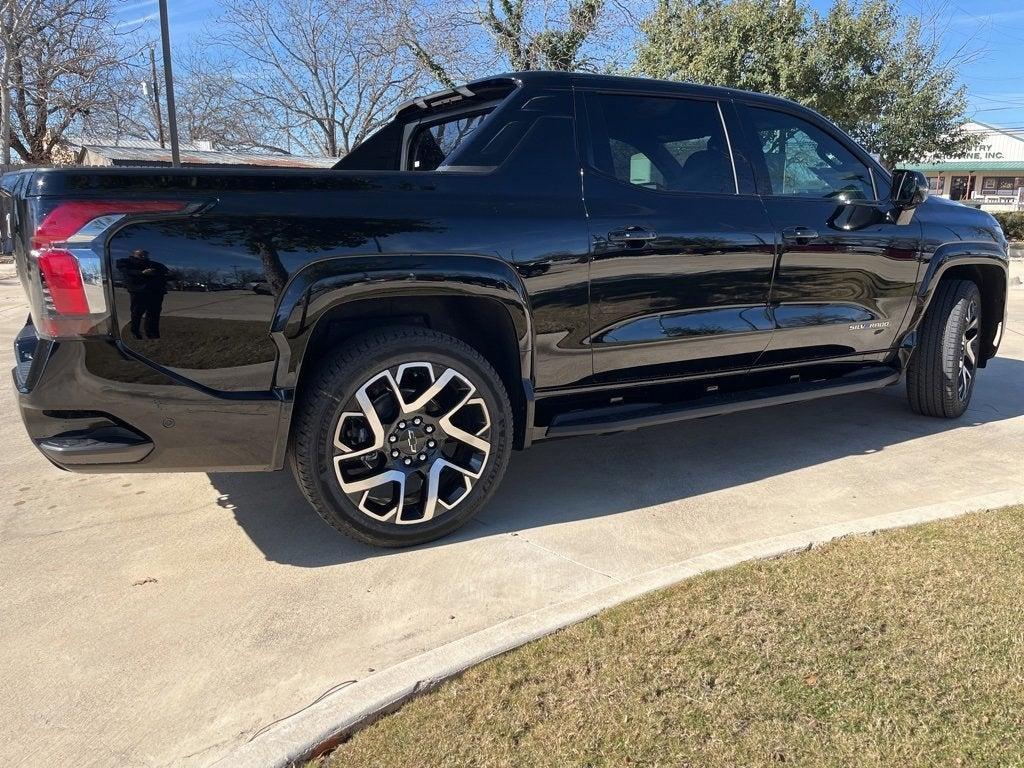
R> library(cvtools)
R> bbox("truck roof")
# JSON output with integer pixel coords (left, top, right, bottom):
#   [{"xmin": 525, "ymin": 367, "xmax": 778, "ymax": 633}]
[
  {"xmin": 396, "ymin": 71, "xmax": 817, "ymax": 127},
  {"xmin": 479, "ymin": 70, "xmax": 805, "ymax": 109}
]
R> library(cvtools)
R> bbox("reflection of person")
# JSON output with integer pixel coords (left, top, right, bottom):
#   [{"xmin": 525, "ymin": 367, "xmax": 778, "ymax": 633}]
[{"xmin": 117, "ymin": 249, "xmax": 170, "ymax": 339}]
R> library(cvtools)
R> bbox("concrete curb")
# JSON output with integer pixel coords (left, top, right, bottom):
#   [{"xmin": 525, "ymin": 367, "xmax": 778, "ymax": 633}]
[{"xmin": 213, "ymin": 489, "xmax": 1024, "ymax": 768}]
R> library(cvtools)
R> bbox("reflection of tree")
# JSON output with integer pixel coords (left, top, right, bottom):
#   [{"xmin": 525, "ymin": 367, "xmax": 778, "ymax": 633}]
[
  {"xmin": 772, "ymin": 268, "xmax": 911, "ymax": 303},
  {"xmin": 591, "ymin": 260, "xmax": 772, "ymax": 323},
  {"xmin": 662, "ymin": 319, "xmax": 727, "ymax": 337},
  {"xmin": 758, "ymin": 125, "xmax": 871, "ymax": 197},
  {"xmin": 173, "ymin": 216, "xmax": 444, "ymax": 295}
]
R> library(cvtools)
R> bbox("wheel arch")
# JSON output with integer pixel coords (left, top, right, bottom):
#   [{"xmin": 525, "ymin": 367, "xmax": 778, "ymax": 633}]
[
  {"xmin": 912, "ymin": 243, "xmax": 1008, "ymax": 366},
  {"xmin": 271, "ymin": 254, "xmax": 535, "ymax": 452}
]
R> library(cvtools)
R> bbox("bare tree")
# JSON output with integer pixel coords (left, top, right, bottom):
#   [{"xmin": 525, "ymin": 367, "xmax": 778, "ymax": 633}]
[
  {"xmin": 80, "ymin": 52, "xmax": 160, "ymax": 144},
  {"xmin": 77, "ymin": 42, "xmax": 286, "ymax": 153},
  {"xmin": 400, "ymin": 0, "xmax": 638, "ymax": 90},
  {"xmin": 1, "ymin": 0, "xmax": 126, "ymax": 164},
  {"xmin": 480, "ymin": 0, "xmax": 604, "ymax": 71},
  {"xmin": 174, "ymin": 51, "xmax": 289, "ymax": 153},
  {"xmin": 208, "ymin": 0, "xmax": 433, "ymax": 157},
  {"xmin": 1, "ymin": 0, "xmax": 45, "ymax": 164},
  {"xmin": 397, "ymin": 0, "xmax": 493, "ymax": 88}
]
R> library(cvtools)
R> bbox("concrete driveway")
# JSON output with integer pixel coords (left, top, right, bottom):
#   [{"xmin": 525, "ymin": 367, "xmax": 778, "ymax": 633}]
[{"xmin": 3, "ymin": 262, "xmax": 1024, "ymax": 767}]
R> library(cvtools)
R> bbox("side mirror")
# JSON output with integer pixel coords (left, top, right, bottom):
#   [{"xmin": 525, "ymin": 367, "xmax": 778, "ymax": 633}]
[{"xmin": 891, "ymin": 169, "xmax": 929, "ymax": 208}]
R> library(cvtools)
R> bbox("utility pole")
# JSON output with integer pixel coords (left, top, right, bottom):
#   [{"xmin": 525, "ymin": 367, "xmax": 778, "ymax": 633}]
[
  {"xmin": 158, "ymin": 0, "xmax": 180, "ymax": 167},
  {"xmin": 148, "ymin": 47, "xmax": 166, "ymax": 149}
]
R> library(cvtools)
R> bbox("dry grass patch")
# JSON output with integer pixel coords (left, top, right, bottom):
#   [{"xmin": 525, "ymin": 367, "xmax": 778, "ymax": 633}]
[{"xmin": 326, "ymin": 506, "xmax": 1024, "ymax": 768}]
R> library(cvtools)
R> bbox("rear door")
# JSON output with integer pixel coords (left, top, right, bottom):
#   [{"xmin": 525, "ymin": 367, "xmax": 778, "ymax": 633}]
[
  {"xmin": 580, "ymin": 89, "xmax": 777, "ymax": 384},
  {"xmin": 736, "ymin": 103, "xmax": 922, "ymax": 366}
]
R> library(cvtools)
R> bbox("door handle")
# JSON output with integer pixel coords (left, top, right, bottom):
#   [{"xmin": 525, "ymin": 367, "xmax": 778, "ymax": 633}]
[
  {"xmin": 782, "ymin": 226, "xmax": 819, "ymax": 242},
  {"xmin": 608, "ymin": 226, "xmax": 658, "ymax": 245}
]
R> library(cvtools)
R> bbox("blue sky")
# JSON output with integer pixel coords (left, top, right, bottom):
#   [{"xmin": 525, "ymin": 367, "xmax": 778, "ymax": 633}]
[
  {"xmin": 802, "ymin": 0, "xmax": 1024, "ymax": 130},
  {"xmin": 118, "ymin": 0, "xmax": 1024, "ymax": 130}
]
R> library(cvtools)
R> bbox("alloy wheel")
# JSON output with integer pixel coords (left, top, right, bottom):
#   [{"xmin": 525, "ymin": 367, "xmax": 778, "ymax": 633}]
[
  {"xmin": 331, "ymin": 362, "xmax": 491, "ymax": 525},
  {"xmin": 958, "ymin": 298, "xmax": 980, "ymax": 402}
]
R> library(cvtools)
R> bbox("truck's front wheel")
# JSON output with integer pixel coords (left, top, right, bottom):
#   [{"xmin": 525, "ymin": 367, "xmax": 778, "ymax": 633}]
[
  {"xmin": 291, "ymin": 327, "xmax": 513, "ymax": 547},
  {"xmin": 907, "ymin": 278, "xmax": 982, "ymax": 418}
]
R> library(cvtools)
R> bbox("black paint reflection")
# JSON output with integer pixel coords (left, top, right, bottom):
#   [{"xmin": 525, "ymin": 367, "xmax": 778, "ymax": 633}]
[
  {"xmin": 773, "ymin": 303, "xmax": 874, "ymax": 328},
  {"xmin": 116, "ymin": 249, "xmax": 169, "ymax": 339},
  {"xmin": 171, "ymin": 216, "xmax": 444, "ymax": 295},
  {"xmin": 593, "ymin": 305, "xmax": 772, "ymax": 344}
]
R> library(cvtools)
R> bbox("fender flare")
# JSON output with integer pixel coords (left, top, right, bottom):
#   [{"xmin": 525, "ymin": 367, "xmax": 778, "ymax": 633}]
[
  {"xmin": 918, "ymin": 240, "xmax": 1007, "ymax": 297},
  {"xmin": 269, "ymin": 252, "xmax": 534, "ymax": 394},
  {"xmin": 902, "ymin": 240, "xmax": 1009, "ymax": 362}
]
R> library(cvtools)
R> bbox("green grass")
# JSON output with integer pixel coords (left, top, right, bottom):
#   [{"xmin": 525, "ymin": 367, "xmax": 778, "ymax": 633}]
[{"xmin": 324, "ymin": 506, "xmax": 1024, "ymax": 768}]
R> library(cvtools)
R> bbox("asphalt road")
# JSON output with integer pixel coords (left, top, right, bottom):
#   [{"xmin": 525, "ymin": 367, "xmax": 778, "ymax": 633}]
[{"xmin": 2, "ymin": 262, "xmax": 1023, "ymax": 767}]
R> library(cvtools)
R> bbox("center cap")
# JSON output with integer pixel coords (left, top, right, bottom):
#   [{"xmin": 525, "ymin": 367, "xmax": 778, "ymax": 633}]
[{"xmin": 398, "ymin": 426, "xmax": 426, "ymax": 456}]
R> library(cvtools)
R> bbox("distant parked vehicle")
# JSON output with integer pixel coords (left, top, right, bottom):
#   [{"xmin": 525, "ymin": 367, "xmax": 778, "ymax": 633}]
[{"xmin": 3, "ymin": 72, "xmax": 1010, "ymax": 547}]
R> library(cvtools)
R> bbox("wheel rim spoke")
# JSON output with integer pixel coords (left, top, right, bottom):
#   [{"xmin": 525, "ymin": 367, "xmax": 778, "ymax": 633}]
[
  {"xmin": 964, "ymin": 340, "xmax": 978, "ymax": 366},
  {"xmin": 441, "ymin": 396, "xmax": 491, "ymax": 454},
  {"xmin": 332, "ymin": 370, "xmax": 398, "ymax": 457},
  {"xmin": 331, "ymin": 361, "xmax": 491, "ymax": 526},
  {"xmin": 958, "ymin": 300, "xmax": 980, "ymax": 402},
  {"xmin": 421, "ymin": 458, "xmax": 478, "ymax": 524}
]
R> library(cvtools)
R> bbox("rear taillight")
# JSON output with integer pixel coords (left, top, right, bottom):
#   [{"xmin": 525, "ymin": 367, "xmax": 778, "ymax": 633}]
[
  {"xmin": 37, "ymin": 250, "xmax": 91, "ymax": 314},
  {"xmin": 29, "ymin": 200, "xmax": 188, "ymax": 338}
]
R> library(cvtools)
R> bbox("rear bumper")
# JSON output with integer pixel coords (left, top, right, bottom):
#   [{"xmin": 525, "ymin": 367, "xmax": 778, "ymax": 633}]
[{"xmin": 13, "ymin": 320, "xmax": 290, "ymax": 473}]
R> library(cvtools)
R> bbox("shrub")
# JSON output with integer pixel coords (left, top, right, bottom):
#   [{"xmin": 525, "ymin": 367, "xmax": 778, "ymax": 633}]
[{"xmin": 992, "ymin": 212, "xmax": 1024, "ymax": 242}]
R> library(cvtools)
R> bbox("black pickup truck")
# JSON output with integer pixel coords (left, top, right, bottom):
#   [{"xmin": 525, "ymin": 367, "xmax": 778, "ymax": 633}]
[{"xmin": 3, "ymin": 72, "xmax": 1010, "ymax": 546}]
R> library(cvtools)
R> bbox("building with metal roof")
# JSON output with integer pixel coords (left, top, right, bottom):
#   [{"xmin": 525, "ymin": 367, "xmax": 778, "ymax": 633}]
[
  {"xmin": 74, "ymin": 143, "xmax": 336, "ymax": 169},
  {"xmin": 62, "ymin": 136, "xmax": 215, "ymax": 152},
  {"xmin": 905, "ymin": 121, "xmax": 1024, "ymax": 212}
]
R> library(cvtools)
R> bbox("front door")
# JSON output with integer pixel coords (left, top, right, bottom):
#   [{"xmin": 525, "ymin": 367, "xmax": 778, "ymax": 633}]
[
  {"xmin": 950, "ymin": 175, "xmax": 969, "ymax": 201},
  {"xmin": 736, "ymin": 104, "xmax": 922, "ymax": 366},
  {"xmin": 580, "ymin": 90, "xmax": 777, "ymax": 385}
]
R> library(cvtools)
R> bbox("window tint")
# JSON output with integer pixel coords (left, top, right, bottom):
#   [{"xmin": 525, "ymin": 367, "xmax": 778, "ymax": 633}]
[
  {"xmin": 587, "ymin": 93, "xmax": 736, "ymax": 194},
  {"xmin": 409, "ymin": 111, "xmax": 490, "ymax": 171},
  {"xmin": 746, "ymin": 107, "xmax": 874, "ymax": 199}
]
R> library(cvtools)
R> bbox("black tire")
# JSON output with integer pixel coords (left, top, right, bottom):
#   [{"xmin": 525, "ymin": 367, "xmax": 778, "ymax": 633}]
[
  {"xmin": 907, "ymin": 279, "xmax": 982, "ymax": 418},
  {"xmin": 291, "ymin": 327, "xmax": 513, "ymax": 547}
]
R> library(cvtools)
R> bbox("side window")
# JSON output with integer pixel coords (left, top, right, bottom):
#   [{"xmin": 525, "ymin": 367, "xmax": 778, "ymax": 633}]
[
  {"xmin": 409, "ymin": 111, "xmax": 491, "ymax": 171},
  {"xmin": 587, "ymin": 93, "xmax": 736, "ymax": 194},
  {"xmin": 745, "ymin": 107, "xmax": 874, "ymax": 199},
  {"xmin": 609, "ymin": 139, "xmax": 665, "ymax": 188}
]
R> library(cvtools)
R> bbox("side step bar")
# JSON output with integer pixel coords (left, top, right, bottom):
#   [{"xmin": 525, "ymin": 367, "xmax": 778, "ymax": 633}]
[
  {"xmin": 38, "ymin": 427, "xmax": 154, "ymax": 466},
  {"xmin": 546, "ymin": 366, "xmax": 901, "ymax": 439}
]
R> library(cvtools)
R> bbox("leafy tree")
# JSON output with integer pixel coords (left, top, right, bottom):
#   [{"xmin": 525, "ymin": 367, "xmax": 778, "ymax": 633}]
[{"xmin": 634, "ymin": 0, "xmax": 979, "ymax": 167}]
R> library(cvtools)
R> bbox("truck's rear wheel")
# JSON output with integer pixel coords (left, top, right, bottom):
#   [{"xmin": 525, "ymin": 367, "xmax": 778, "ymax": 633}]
[
  {"xmin": 907, "ymin": 279, "xmax": 982, "ymax": 418},
  {"xmin": 291, "ymin": 327, "xmax": 513, "ymax": 547}
]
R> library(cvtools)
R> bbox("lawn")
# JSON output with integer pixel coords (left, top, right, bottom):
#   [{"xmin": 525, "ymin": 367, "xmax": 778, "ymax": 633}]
[{"xmin": 324, "ymin": 505, "xmax": 1024, "ymax": 768}]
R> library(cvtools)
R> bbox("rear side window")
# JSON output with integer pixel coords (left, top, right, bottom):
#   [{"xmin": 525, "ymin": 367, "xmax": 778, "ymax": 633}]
[
  {"xmin": 743, "ymin": 106, "xmax": 874, "ymax": 199},
  {"xmin": 409, "ymin": 111, "xmax": 491, "ymax": 171},
  {"xmin": 585, "ymin": 93, "xmax": 737, "ymax": 194}
]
